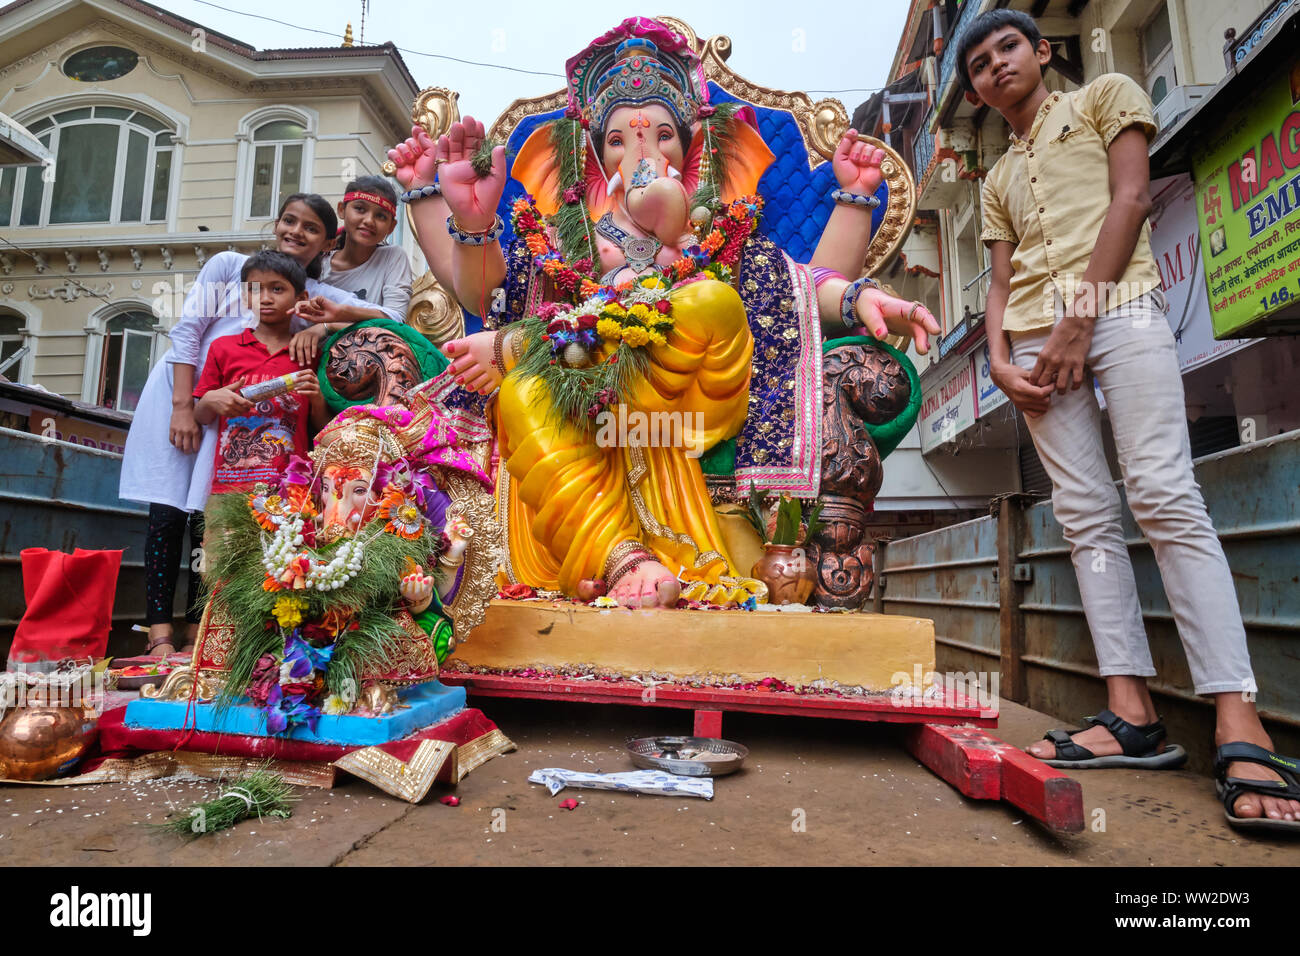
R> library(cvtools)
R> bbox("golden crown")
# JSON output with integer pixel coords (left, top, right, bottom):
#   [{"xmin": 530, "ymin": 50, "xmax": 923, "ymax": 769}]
[{"xmin": 309, "ymin": 415, "xmax": 405, "ymax": 472}]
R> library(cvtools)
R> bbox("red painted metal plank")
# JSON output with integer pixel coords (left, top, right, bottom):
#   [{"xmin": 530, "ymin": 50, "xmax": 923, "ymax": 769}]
[
  {"xmin": 903, "ymin": 725, "xmax": 1002, "ymax": 800},
  {"xmin": 903, "ymin": 724, "xmax": 1084, "ymax": 833}
]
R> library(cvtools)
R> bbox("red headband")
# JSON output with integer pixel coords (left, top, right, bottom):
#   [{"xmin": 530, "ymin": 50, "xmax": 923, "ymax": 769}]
[{"xmin": 343, "ymin": 190, "xmax": 397, "ymax": 217}]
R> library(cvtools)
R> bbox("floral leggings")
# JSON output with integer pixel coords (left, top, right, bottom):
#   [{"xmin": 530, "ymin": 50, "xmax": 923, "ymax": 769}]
[{"xmin": 145, "ymin": 504, "xmax": 206, "ymax": 626}]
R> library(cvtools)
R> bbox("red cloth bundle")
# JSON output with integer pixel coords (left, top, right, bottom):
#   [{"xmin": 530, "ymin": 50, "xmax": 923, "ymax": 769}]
[{"xmin": 8, "ymin": 548, "xmax": 122, "ymax": 664}]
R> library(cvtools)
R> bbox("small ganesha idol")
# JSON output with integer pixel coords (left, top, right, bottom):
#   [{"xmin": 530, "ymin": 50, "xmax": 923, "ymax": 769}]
[{"xmin": 193, "ymin": 385, "xmax": 494, "ymax": 732}]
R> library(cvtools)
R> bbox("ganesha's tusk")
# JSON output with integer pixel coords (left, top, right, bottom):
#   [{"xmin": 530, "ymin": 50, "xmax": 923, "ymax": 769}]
[
  {"xmin": 606, "ymin": 170, "xmax": 623, "ymax": 196},
  {"xmin": 666, "ymin": 165, "xmax": 682, "ymax": 180}
]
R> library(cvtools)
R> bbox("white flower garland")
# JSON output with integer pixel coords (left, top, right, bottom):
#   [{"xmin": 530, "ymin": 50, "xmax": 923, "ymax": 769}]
[{"xmin": 259, "ymin": 513, "xmax": 376, "ymax": 592}]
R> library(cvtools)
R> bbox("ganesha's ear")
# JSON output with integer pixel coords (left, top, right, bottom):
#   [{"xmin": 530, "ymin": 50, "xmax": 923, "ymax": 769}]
[
  {"xmin": 683, "ymin": 111, "xmax": 775, "ymax": 203},
  {"xmin": 512, "ymin": 124, "xmax": 563, "ymax": 216},
  {"xmin": 721, "ymin": 119, "xmax": 775, "ymax": 200}
]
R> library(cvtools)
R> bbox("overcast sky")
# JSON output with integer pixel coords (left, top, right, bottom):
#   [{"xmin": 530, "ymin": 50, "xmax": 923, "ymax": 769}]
[{"xmin": 163, "ymin": 0, "xmax": 910, "ymax": 122}]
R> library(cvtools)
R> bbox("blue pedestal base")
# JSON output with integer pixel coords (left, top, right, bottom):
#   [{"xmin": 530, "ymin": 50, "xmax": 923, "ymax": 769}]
[{"xmin": 124, "ymin": 681, "xmax": 466, "ymax": 747}]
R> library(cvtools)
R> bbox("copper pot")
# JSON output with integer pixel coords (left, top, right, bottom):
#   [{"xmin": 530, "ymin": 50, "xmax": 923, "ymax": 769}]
[
  {"xmin": 0, "ymin": 705, "xmax": 98, "ymax": 781},
  {"xmin": 751, "ymin": 544, "xmax": 815, "ymax": 605}
]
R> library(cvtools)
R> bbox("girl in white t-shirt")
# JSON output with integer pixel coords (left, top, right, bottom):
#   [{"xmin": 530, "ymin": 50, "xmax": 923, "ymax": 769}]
[{"xmin": 293, "ymin": 176, "xmax": 414, "ymax": 362}]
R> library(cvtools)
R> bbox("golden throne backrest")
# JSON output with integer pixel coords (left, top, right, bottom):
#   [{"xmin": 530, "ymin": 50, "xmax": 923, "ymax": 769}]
[
  {"xmin": 478, "ymin": 16, "xmax": 916, "ymax": 276},
  {"xmin": 394, "ymin": 18, "xmax": 917, "ymax": 340}
]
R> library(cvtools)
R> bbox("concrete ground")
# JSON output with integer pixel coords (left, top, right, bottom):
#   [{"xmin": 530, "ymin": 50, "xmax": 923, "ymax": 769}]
[{"xmin": 1, "ymin": 696, "xmax": 1295, "ymax": 866}]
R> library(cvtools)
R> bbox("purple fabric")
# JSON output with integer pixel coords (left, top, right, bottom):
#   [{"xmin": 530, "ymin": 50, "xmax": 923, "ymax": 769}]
[{"xmin": 810, "ymin": 266, "xmax": 846, "ymax": 289}]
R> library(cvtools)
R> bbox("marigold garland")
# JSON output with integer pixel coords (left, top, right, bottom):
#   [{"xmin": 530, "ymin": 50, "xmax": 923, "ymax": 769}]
[{"xmin": 506, "ymin": 193, "xmax": 763, "ymax": 429}]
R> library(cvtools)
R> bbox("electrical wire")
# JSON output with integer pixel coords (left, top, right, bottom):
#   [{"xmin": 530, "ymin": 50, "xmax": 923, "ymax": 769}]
[
  {"xmin": 187, "ymin": 0, "xmax": 565, "ymax": 77},
  {"xmin": 185, "ymin": 0, "xmax": 890, "ymax": 93}
]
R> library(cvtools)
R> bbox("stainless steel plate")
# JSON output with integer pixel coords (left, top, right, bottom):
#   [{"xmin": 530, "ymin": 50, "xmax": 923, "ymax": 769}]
[{"xmin": 625, "ymin": 735, "xmax": 749, "ymax": 777}]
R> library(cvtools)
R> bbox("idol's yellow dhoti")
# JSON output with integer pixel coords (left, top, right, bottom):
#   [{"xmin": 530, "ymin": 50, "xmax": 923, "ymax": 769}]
[{"xmin": 497, "ymin": 279, "xmax": 752, "ymax": 593}]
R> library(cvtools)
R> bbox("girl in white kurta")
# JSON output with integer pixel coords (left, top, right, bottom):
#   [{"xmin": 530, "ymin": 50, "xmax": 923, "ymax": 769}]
[{"xmin": 120, "ymin": 193, "xmax": 401, "ymax": 656}]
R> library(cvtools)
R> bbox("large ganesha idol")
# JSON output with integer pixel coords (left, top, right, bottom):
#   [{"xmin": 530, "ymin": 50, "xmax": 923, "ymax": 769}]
[
  {"xmin": 387, "ymin": 16, "xmax": 938, "ymax": 611},
  {"xmin": 185, "ymin": 382, "xmax": 498, "ymax": 728}
]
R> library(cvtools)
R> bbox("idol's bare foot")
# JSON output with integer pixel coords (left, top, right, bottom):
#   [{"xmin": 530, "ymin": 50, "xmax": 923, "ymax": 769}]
[{"xmin": 609, "ymin": 558, "xmax": 680, "ymax": 608}]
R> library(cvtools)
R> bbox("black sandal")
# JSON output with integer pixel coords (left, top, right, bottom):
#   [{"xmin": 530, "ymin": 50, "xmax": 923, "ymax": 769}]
[
  {"xmin": 1214, "ymin": 742, "xmax": 1300, "ymax": 833},
  {"xmin": 1038, "ymin": 708, "xmax": 1188, "ymax": 769}
]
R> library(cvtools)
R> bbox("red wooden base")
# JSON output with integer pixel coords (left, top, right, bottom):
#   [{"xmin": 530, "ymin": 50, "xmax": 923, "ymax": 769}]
[
  {"xmin": 904, "ymin": 724, "xmax": 1085, "ymax": 833},
  {"xmin": 438, "ymin": 672, "xmax": 997, "ymax": 727},
  {"xmin": 439, "ymin": 672, "xmax": 1080, "ymax": 833}
]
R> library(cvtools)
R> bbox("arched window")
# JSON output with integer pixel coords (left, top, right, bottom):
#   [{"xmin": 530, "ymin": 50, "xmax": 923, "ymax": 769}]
[
  {"xmin": 248, "ymin": 119, "xmax": 306, "ymax": 219},
  {"xmin": 0, "ymin": 106, "xmax": 174, "ymax": 227},
  {"xmin": 95, "ymin": 310, "xmax": 160, "ymax": 412}
]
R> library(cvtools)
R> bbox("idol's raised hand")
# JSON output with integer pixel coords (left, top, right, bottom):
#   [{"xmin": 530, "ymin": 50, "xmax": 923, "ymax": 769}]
[
  {"xmin": 437, "ymin": 117, "xmax": 508, "ymax": 233},
  {"xmin": 387, "ymin": 125, "xmax": 443, "ymax": 191},
  {"xmin": 856, "ymin": 288, "xmax": 941, "ymax": 354},
  {"xmin": 832, "ymin": 129, "xmax": 886, "ymax": 197}
]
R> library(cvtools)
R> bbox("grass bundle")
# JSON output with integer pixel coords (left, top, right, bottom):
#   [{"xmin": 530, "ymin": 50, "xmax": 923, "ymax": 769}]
[{"xmin": 152, "ymin": 766, "xmax": 297, "ymax": 839}]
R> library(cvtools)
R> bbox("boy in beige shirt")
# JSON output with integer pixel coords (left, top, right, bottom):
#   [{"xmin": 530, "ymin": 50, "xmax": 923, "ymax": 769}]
[{"xmin": 960, "ymin": 8, "xmax": 1299, "ymax": 832}]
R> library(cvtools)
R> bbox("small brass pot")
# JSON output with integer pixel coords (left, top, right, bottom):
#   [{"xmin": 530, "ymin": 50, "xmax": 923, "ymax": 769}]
[
  {"xmin": 0, "ymin": 704, "xmax": 98, "ymax": 781},
  {"xmin": 751, "ymin": 543, "xmax": 815, "ymax": 605}
]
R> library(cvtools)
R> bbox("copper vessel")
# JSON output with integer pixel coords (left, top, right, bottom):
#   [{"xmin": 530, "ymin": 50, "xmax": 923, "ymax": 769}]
[
  {"xmin": 751, "ymin": 544, "xmax": 815, "ymax": 605},
  {"xmin": 0, "ymin": 704, "xmax": 98, "ymax": 781}
]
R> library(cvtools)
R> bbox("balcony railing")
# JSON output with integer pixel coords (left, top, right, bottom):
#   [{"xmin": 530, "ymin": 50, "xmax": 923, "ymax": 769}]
[
  {"xmin": 913, "ymin": 111, "xmax": 936, "ymax": 182},
  {"xmin": 936, "ymin": 0, "xmax": 988, "ymax": 105},
  {"xmin": 1224, "ymin": 0, "xmax": 1295, "ymax": 67}
]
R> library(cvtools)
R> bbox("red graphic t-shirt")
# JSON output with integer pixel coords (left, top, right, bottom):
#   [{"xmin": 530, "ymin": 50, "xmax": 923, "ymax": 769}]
[{"xmin": 194, "ymin": 329, "xmax": 311, "ymax": 496}]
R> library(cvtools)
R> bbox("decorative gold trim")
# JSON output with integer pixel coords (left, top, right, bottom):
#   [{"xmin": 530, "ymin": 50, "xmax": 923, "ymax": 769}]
[
  {"xmin": 626, "ymin": 444, "xmax": 725, "ymax": 571},
  {"xmin": 387, "ymin": 86, "xmax": 463, "ymax": 325},
  {"xmin": 855, "ymin": 135, "xmax": 917, "ymax": 277},
  {"xmin": 454, "ymin": 728, "xmax": 517, "ymax": 782},
  {"xmin": 139, "ymin": 664, "xmax": 224, "ymax": 702},
  {"xmin": 333, "ymin": 738, "xmax": 456, "ymax": 803},
  {"xmin": 495, "ymin": 467, "xmax": 520, "ymax": 586},
  {"xmin": 443, "ymin": 469, "xmax": 504, "ymax": 643},
  {"xmin": 4, "ymin": 752, "xmax": 335, "ymax": 789},
  {"xmin": 407, "ymin": 269, "xmax": 465, "ymax": 345}
]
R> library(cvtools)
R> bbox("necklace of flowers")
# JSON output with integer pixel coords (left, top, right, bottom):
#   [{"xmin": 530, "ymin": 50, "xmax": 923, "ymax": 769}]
[
  {"xmin": 507, "ymin": 194, "xmax": 763, "ymax": 428},
  {"xmin": 510, "ymin": 193, "xmax": 763, "ymax": 303},
  {"xmin": 252, "ymin": 456, "xmax": 429, "ymax": 595},
  {"xmin": 259, "ymin": 512, "xmax": 376, "ymax": 593}
]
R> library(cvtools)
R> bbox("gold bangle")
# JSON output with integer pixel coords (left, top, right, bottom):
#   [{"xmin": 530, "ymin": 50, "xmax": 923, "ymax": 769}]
[
  {"xmin": 492, "ymin": 328, "xmax": 508, "ymax": 372},
  {"xmin": 603, "ymin": 539, "xmax": 652, "ymax": 583}
]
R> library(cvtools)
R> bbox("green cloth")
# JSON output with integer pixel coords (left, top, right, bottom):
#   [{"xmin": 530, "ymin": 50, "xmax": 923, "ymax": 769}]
[
  {"xmin": 413, "ymin": 599, "xmax": 456, "ymax": 665},
  {"xmin": 821, "ymin": 335, "xmax": 921, "ymax": 460},
  {"xmin": 701, "ymin": 336, "xmax": 920, "ymax": 477},
  {"xmin": 317, "ymin": 318, "xmax": 451, "ymax": 415}
]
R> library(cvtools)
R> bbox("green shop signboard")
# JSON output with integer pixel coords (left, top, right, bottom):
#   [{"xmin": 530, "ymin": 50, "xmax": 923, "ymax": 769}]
[{"xmin": 1192, "ymin": 55, "xmax": 1300, "ymax": 337}]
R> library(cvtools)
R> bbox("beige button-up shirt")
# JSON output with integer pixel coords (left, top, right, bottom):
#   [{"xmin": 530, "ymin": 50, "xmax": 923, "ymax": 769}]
[{"xmin": 980, "ymin": 73, "xmax": 1163, "ymax": 332}]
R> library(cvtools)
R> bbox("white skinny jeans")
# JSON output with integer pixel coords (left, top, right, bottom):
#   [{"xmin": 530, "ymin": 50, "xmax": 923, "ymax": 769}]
[{"xmin": 1010, "ymin": 290, "xmax": 1255, "ymax": 696}]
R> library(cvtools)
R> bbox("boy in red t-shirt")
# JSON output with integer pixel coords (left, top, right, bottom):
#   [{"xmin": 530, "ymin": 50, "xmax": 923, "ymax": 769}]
[{"xmin": 194, "ymin": 251, "xmax": 328, "ymax": 498}]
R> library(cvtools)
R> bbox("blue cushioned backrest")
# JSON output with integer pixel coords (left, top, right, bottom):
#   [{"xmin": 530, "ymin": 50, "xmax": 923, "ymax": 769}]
[{"xmin": 461, "ymin": 81, "xmax": 886, "ymax": 333}]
